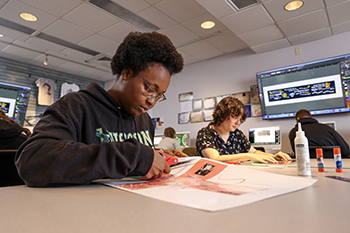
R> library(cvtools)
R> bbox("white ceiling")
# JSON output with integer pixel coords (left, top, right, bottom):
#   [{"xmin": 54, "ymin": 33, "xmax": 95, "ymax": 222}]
[{"xmin": 1, "ymin": 0, "xmax": 350, "ymax": 82}]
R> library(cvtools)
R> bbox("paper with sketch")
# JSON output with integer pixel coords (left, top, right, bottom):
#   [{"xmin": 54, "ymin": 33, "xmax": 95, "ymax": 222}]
[{"xmin": 100, "ymin": 158, "xmax": 317, "ymax": 212}]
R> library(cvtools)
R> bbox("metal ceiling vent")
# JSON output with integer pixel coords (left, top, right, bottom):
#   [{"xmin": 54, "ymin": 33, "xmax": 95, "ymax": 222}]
[
  {"xmin": 88, "ymin": 0, "xmax": 160, "ymax": 32},
  {"xmin": 226, "ymin": 0, "xmax": 259, "ymax": 11}
]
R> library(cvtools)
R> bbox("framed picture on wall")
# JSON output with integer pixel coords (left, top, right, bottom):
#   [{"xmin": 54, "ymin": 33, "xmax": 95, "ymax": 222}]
[
  {"xmin": 232, "ymin": 91, "xmax": 250, "ymax": 105},
  {"xmin": 179, "ymin": 92, "xmax": 194, "ymax": 102},
  {"xmin": 250, "ymin": 84, "xmax": 260, "ymax": 104},
  {"xmin": 178, "ymin": 112, "xmax": 190, "ymax": 124},
  {"xmin": 216, "ymin": 94, "xmax": 230, "ymax": 104},
  {"xmin": 245, "ymin": 105, "xmax": 251, "ymax": 117},
  {"xmin": 193, "ymin": 99, "xmax": 203, "ymax": 111},
  {"xmin": 203, "ymin": 109, "xmax": 214, "ymax": 122},
  {"xmin": 251, "ymin": 104, "xmax": 262, "ymax": 117},
  {"xmin": 203, "ymin": 97, "xmax": 216, "ymax": 109},
  {"xmin": 190, "ymin": 111, "xmax": 203, "ymax": 123}
]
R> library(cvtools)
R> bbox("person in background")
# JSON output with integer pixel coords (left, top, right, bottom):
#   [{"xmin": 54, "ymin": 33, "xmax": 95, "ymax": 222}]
[
  {"xmin": 158, "ymin": 127, "xmax": 182, "ymax": 150},
  {"xmin": 15, "ymin": 31, "xmax": 184, "ymax": 187},
  {"xmin": 196, "ymin": 97, "xmax": 291, "ymax": 163},
  {"xmin": 0, "ymin": 109, "xmax": 31, "ymax": 149},
  {"xmin": 288, "ymin": 109, "xmax": 350, "ymax": 158}
]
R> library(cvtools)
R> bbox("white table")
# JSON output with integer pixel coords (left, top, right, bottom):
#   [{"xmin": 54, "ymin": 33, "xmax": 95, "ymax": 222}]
[{"xmin": 1, "ymin": 159, "xmax": 349, "ymax": 233}]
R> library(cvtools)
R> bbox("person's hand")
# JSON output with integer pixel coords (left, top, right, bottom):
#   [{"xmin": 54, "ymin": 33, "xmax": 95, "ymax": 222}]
[
  {"xmin": 142, "ymin": 151, "xmax": 170, "ymax": 179},
  {"xmin": 248, "ymin": 154, "xmax": 278, "ymax": 164},
  {"xmin": 164, "ymin": 149, "xmax": 188, "ymax": 157},
  {"xmin": 273, "ymin": 151, "xmax": 292, "ymax": 161}
]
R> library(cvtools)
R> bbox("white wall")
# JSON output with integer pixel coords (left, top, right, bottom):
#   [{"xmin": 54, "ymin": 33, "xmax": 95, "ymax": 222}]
[{"xmin": 105, "ymin": 31, "xmax": 350, "ymax": 153}]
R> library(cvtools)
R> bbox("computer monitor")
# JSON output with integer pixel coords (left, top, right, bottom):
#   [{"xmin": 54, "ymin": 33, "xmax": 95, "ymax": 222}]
[
  {"xmin": 0, "ymin": 81, "xmax": 31, "ymax": 126},
  {"xmin": 154, "ymin": 135, "xmax": 163, "ymax": 147},
  {"xmin": 321, "ymin": 121, "xmax": 336, "ymax": 130},
  {"xmin": 248, "ymin": 126, "xmax": 281, "ymax": 153}
]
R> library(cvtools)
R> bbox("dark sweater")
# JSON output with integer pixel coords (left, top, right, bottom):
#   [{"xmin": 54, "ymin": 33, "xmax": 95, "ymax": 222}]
[
  {"xmin": 15, "ymin": 82, "xmax": 155, "ymax": 186},
  {"xmin": 289, "ymin": 117, "xmax": 350, "ymax": 158}
]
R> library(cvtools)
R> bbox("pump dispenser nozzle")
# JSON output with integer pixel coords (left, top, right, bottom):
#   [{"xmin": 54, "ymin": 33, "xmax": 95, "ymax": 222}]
[{"xmin": 296, "ymin": 122, "xmax": 305, "ymax": 138}]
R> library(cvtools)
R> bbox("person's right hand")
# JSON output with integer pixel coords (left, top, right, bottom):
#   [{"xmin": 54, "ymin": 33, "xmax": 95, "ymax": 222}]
[
  {"xmin": 248, "ymin": 154, "xmax": 278, "ymax": 164},
  {"xmin": 142, "ymin": 151, "xmax": 171, "ymax": 179}
]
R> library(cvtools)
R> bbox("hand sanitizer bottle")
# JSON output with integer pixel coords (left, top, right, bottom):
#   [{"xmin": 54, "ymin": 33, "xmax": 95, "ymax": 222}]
[{"xmin": 295, "ymin": 122, "xmax": 311, "ymax": 176}]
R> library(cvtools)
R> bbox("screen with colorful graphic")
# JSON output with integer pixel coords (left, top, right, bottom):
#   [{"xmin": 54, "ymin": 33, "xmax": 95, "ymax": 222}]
[
  {"xmin": 0, "ymin": 82, "xmax": 31, "ymax": 126},
  {"xmin": 256, "ymin": 54, "xmax": 350, "ymax": 119}
]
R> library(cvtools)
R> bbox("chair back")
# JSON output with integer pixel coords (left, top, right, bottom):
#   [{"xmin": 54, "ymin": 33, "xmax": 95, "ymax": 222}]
[{"xmin": 0, "ymin": 150, "xmax": 25, "ymax": 187}]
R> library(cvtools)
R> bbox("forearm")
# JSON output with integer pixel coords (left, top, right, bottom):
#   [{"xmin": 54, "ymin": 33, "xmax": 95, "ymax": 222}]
[{"xmin": 16, "ymin": 138, "xmax": 153, "ymax": 186}]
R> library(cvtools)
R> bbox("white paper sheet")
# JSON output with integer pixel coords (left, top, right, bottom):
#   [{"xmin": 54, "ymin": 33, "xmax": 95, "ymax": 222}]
[{"xmin": 100, "ymin": 158, "xmax": 317, "ymax": 212}]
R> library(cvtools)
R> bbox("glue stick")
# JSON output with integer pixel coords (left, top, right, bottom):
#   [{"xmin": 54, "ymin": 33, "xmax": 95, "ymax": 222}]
[
  {"xmin": 316, "ymin": 148, "xmax": 325, "ymax": 172},
  {"xmin": 333, "ymin": 148, "xmax": 343, "ymax": 173}
]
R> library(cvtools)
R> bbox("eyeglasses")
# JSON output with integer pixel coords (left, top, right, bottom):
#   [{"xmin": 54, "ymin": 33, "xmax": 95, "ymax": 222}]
[
  {"xmin": 230, "ymin": 114, "xmax": 244, "ymax": 125},
  {"xmin": 139, "ymin": 73, "xmax": 167, "ymax": 102}
]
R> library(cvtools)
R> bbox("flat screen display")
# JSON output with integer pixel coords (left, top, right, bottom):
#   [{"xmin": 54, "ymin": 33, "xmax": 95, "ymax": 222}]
[
  {"xmin": 256, "ymin": 54, "xmax": 350, "ymax": 119},
  {"xmin": 0, "ymin": 82, "xmax": 31, "ymax": 126},
  {"xmin": 248, "ymin": 126, "xmax": 281, "ymax": 153}
]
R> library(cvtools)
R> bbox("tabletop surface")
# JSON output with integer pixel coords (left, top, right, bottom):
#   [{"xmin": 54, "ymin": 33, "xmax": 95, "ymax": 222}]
[{"xmin": 1, "ymin": 159, "xmax": 349, "ymax": 233}]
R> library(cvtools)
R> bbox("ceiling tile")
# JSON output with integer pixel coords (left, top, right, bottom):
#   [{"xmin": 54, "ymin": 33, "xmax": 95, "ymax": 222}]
[
  {"xmin": 0, "ymin": 44, "xmax": 41, "ymax": 62},
  {"xmin": 278, "ymin": 10, "xmax": 329, "ymax": 37},
  {"xmin": 263, "ymin": 0, "xmax": 324, "ymax": 22},
  {"xmin": 221, "ymin": 4, "xmax": 274, "ymax": 34},
  {"xmin": 178, "ymin": 40, "xmax": 217, "ymax": 55},
  {"xmin": 177, "ymin": 50, "xmax": 200, "ymax": 65},
  {"xmin": 138, "ymin": 6, "xmax": 178, "ymax": 30},
  {"xmin": 250, "ymin": 38, "xmax": 290, "ymax": 53},
  {"xmin": 205, "ymin": 29, "xmax": 245, "ymax": 49},
  {"xmin": 327, "ymin": 1, "xmax": 350, "ymax": 25},
  {"xmin": 41, "ymin": 19, "xmax": 94, "ymax": 43},
  {"xmin": 219, "ymin": 42, "xmax": 247, "ymax": 54},
  {"xmin": 0, "ymin": 25, "xmax": 31, "ymax": 42},
  {"xmin": 99, "ymin": 21, "xmax": 141, "ymax": 43},
  {"xmin": 13, "ymin": 39, "xmax": 48, "ymax": 53},
  {"xmin": 196, "ymin": 0, "xmax": 236, "ymax": 19},
  {"xmin": 26, "ymin": 37, "xmax": 66, "ymax": 53},
  {"xmin": 238, "ymin": 24, "xmax": 284, "ymax": 47},
  {"xmin": 160, "ymin": 24, "xmax": 198, "ymax": 46},
  {"xmin": 18, "ymin": 0, "xmax": 82, "ymax": 17},
  {"xmin": 182, "ymin": 13, "xmax": 228, "ymax": 37},
  {"xmin": 324, "ymin": 0, "xmax": 347, "ymax": 7},
  {"xmin": 288, "ymin": 28, "xmax": 332, "ymax": 45},
  {"xmin": 193, "ymin": 48, "xmax": 224, "ymax": 61},
  {"xmin": 0, "ymin": 0, "xmax": 58, "ymax": 31},
  {"xmin": 60, "ymin": 47, "xmax": 93, "ymax": 61},
  {"xmin": 155, "ymin": 0, "xmax": 207, "ymax": 23},
  {"xmin": 78, "ymin": 34, "xmax": 119, "ymax": 54},
  {"xmin": 331, "ymin": 21, "xmax": 350, "ymax": 35},
  {"xmin": 63, "ymin": 3, "xmax": 120, "ymax": 33}
]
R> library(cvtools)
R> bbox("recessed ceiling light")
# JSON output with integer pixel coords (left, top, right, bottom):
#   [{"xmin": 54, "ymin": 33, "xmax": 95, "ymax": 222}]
[
  {"xmin": 19, "ymin": 12, "xmax": 37, "ymax": 22},
  {"xmin": 0, "ymin": 34, "xmax": 3, "ymax": 37},
  {"xmin": 284, "ymin": 1, "xmax": 304, "ymax": 11},
  {"xmin": 201, "ymin": 21, "xmax": 215, "ymax": 29}
]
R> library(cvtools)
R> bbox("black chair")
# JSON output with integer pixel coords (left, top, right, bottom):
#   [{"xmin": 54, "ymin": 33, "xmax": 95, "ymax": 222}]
[
  {"xmin": 0, "ymin": 150, "xmax": 25, "ymax": 187},
  {"xmin": 254, "ymin": 147, "xmax": 266, "ymax": 152},
  {"xmin": 309, "ymin": 146, "xmax": 339, "ymax": 159}
]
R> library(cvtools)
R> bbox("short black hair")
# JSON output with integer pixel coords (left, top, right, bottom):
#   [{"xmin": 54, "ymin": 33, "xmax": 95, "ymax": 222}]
[
  {"xmin": 295, "ymin": 109, "xmax": 311, "ymax": 119},
  {"xmin": 111, "ymin": 31, "xmax": 184, "ymax": 78},
  {"xmin": 212, "ymin": 97, "xmax": 247, "ymax": 126}
]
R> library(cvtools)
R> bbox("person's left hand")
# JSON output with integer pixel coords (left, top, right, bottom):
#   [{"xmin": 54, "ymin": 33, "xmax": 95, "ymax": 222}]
[
  {"xmin": 273, "ymin": 151, "xmax": 292, "ymax": 161},
  {"xmin": 164, "ymin": 149, "xmax": 188, "ymax": 157}
]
